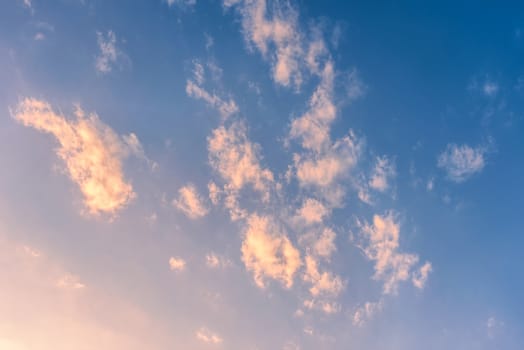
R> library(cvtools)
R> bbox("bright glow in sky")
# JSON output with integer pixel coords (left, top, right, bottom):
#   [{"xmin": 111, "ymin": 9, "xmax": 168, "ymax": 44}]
[{"xmin": 1, "ymin": 0, "xmax": 523, "ymax": 349}]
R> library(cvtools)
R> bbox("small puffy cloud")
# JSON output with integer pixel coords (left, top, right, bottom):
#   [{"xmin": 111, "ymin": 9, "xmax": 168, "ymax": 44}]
[
  {"xmin": 437, "ymin": 143, "xmax": 486, "ymax": 182},
  {"xmin": 34, "ymin": 32, "xmax": 45, "ymax": 40},
  {"xmin": 205, "ymin": 253, "xmax": 231, "ymax": 269},
  {"xmin": 56, "ymin": 274, "xmax": 85, "ymax": 290},
  {"xmin": 296, "ymin": 198, "xmax": 328, "ymax": 225},
  {"xmin": 357, "ymin": 212, "xmax": 430, "ymax": 295},
  {"xmin": 241, "ymin": 214, "xmax": 301, "ymax": 288},
  {"xmin": 173, "ymin": 184, "xmax": 209, "ymax": 219},
  {"xmin": 95, "ymin": 30, "xmax": 128, "ymax": 74},
  {"xmin": 195, "ymin": 327, "xmax": 223, "ymax": 344},
  {"xmin": 169, "ymin": 257, "xmax": 186, "ymax": 271},
  {"xmin": 11, "ymin": 98, "xmax": 138, "ymax": 216},
  {"xmin": 369, "ymin": 156, "xmax": 395, "ymax": 192},
  {"xmin": 483, "ymin": 81, "xmax": 499, "ymax": 97},
  {"xmin": 412, "ymin": 261, "xmax": 432, "ymax": 289}
]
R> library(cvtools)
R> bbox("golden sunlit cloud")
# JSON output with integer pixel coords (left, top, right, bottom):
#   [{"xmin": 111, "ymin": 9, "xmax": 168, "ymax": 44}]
[{"xmin": 11, "ymin": 98, "xmax": 141, "ymax": 216}]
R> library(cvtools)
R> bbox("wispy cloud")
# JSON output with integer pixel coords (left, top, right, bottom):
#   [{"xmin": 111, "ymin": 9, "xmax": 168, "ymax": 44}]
[
  {"xmin": 357, "ymin": 212, "xmax": 431, "ymax": 294},
  {"xmin": 11, "ymin": 98, "xmax": 140, "ymax": 216},
  {"xmin": 95, "ymin": 30, "xmax": 129, "ymax": 74},
  {"xmin": 195, "ymin": 327, "xmax": 223, "ymax": 344},
  {"xmin": 438, "ymin": 143, "xmax": 487, "ymax": 182},
  {"xmin": 173, "ymin": 184, "xmax": 209, "ymax": 219},
  {"xmin": 369, "ymin": 156, "xmax": 396, "ymax": 192}
]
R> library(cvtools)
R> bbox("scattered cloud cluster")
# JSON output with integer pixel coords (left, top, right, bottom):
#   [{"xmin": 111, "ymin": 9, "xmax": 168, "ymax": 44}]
[{"xmin": 11, "ymin": 98, "xmax": 140, "ymax": 216}]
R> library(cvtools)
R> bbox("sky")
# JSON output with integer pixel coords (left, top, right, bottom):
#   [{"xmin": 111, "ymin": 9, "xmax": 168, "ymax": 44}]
[{"xmin": 1, "ymin": 0, "xmax": 524, "ymax": 349}]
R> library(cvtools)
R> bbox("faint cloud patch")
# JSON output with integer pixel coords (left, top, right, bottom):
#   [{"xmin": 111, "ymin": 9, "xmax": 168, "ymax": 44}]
[
  {"xmin": 437, "ymin": 143, "xmax": 488, "ymax": 182},
  {"xmin": 95, "ymin": 30, "xmax": 130, "ymax": 74}
]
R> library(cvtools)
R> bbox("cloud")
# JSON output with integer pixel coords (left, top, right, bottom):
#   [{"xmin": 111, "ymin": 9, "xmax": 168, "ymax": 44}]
[
  {"xmin": 357, "ymin": 212, "xmax": 430, "ymax": 294},
  {"xmin": 290, "ymin": 62, "xmax": 336, "ymax": 152},
  {"xmin": 369, "ymin": 156, "xmax": 396, "ymax": 192},
  {"xmin": 95, "ymin": 30, "xmax": 128, "ymax": 74},
  {"xmin": 11, "ymin": 98, "xmax": 138, "ymax": 216},
  {"xmin": 34, "ymin": 32, "xmax": 45, "ymax": 40},
  {"xmin": 486, "ymin": 316, "xmax": 504, "ymax": 339},
  {"xmin": 295, "ymin": 198, "xmax": 329, "ymax": 225},
  {"xmin": 56, "ymin": 274, "xmax": 86, "ymax": 289},
  {"xmin": 166, "ymin": 0, "xmax": 196, "ymax": 7},
  {"xmin": 483, "ymin": 81, "xmax": 499, "ymax": 97},
  {"xmin": 208, "ymin": 121, "xmax": 274, "ymax": 197},
  {"xmin": 412, "ymin": 261, "xmax": 432, "ymax": 289},
  {"xmin": 293, "ymin": 132, "xmax": 361, "ymax": 190},
  {"xmin": 303, "ymin": 255, "xmax": 343, "ymax": 297},
  {"xmin": 169, "ymin": 257, "xmax": 186, "ymax": 271},
  {"xmin": 241, "ymin": 214, "xmax": 301, "ymax": 288},
  {"xmin": 224, "ymin": 0, "xmax": 304, "ymax": 88},
  {"xmin": 195, "ymin": 327, "xmax": 223, "ymax": 344},
  {"xmin": 186, "ymin": 81, "xmax": 239, "ymax": 120},
  {"xmin": 352, "ymin": 300, "xmax": 384, "ymax": 326},
  {"xmin": 172, "ymin": 184, "xmax": 209, "ymax": 219},
  {"xmin": 299, "ymin": 227, "xmax": 336, "ymax": 260},
  {"xmin": 205, "ymin": 253, "xmax": 232, "ymax": 269},
  {"xmin": 437, "ymin": 143, "xmax": 487, "ymax": 182}
]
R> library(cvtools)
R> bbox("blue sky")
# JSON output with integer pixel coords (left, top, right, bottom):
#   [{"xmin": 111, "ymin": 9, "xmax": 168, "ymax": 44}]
[{"xmin": 1, "ymin": 0, "xmax": 524, "ymax": 349}]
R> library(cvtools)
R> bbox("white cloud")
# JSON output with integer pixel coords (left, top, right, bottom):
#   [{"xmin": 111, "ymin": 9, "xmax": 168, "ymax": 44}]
[
  {"xmin": 95, "ymin": 30, "xmax": 128, "ymax": 74},
  {"xmin": 166, "ymin": 0, "xmax": 196, "ymax": 7},
  {"xmin": 437, "ymin": 143, "xmax": 486, "ymax": 182},
  {"xmin": 299, "ymin": 227, "xmax": 336, "ymax": 260},
  {"xmin": 303, "ymin": 255, "xmax": 343, "ymax": 297},
  {"xmin": 352, "ymin": 300, "xmax": 384, "ymax": 327},
  {"xmin": 195, "ymin": 327, "xmax": 223, "ymax": 344},
  {"xmin": 483, "ymin": 81, "xmax": 499, "ymax": 97},
  {"xmin": 205, "ymin": 253, "xmax": 231, "ymax": 269},
  {"xmin": 34, "ymin": 32, "xmax": 45, "ymax": 40},
  {"xmin": 294, "ymin": 132, "xmax": 361, "ymax": 190},
  {"xmin": 186, "ymin": 81, "xmax": 239, "ymax": 120},
  {"xmin": 56, "ymin": 274, "xmax": 86, "ymax": 290},
  {"xmin": 369, "ymin": 156, "xmax": 396, "ymax": 192},
  {"xmin": 486, "ymin": 316, "xmax": 504, "ymax": 339},
  {"xmin": 169, "ymin": 257, "xmax": 186, "ymax": 271},
  {"xmin": 241, "ymin": 214, "xmax": 301, "ymax": 288},
  {"xmin": 295, "ymin": 198, "xmax": 328, "ymax": 225},
  {"xmin": 224, "ymin": 0, "xmax": 304, "ymax": 88},
  {"xmin": 11, "ymin": 98, "xmax": 138, "ymax": 216},
  {"xmin": 172, "ymin": 184, "xmax": 209, "ymax": 219},
  {"xmin": 412, "ymin": 261, "xmax": 432, "ymax": 289},
  {"xmin": 208, "ymin": 121, "xmax": 274, "ymax": 198},
  {"xmin": 357, "ymin": 212, "xmax": 430, "ymax": 295}
]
